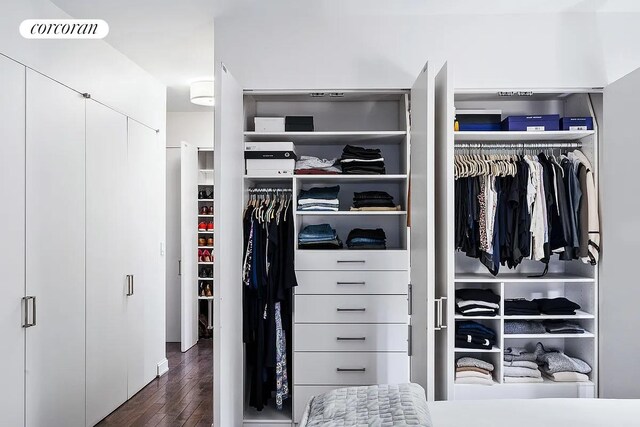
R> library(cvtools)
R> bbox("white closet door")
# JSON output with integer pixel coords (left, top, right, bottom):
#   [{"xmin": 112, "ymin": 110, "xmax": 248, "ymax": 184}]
[
  {"xmin": 433, "ymin": 62, "xmax": 455, "ymax": 401},
  {"xmin": 600, "ymin": 67, "xmax": 640, "ymax": 398},
  {"xmin": 214, "ymin": 63, "xmax": 244, "ymax": 427},
  {"xmin": 127, "ymin": 119, "xmax": 164, "ymax": 397},
  {"xmin": 166, "ymin": 147, "xmax": 182, "ymax": 343},
  {"xmin": 410, "ymin": 62, "xmax": 436, "ymax": 400},
  {"xmin": 85, "ymin": 100, "xmax": 129, "ymax": 425},
  {"xmin": 180, "ymin": 142, "xmax": 199, "ymax": 351},
  {"xmin": 0, "ymin": 55, "xmax": 25, "ymax": 427},
  {"xmin": 25, "ymin": 69, "xmax": 86, "ymax": 427}
]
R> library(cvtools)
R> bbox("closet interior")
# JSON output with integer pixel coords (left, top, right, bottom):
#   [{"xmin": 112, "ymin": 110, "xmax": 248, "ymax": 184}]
[
  {"xmin": 241, "ymin": 90, "xmax": 413, "ymax": 425},
  {"xmin": 442, "ymin": 90, "xmax": 600, "ymax": 400},
  {"xmin": 198, "ymin": 149, "xmax": 215, "ymax": 336}
]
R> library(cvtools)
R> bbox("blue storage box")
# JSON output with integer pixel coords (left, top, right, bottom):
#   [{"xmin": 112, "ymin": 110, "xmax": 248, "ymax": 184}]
[
  {"xmin": 560, "ymin": 117, "xmax": 593, "ymax": 131},
  {"xmin": 502, "ymin": 114, "xmax": 560, "ymax": 131},
  {"xmin": 456, "ymin": 109, "xmax": 502, "ymax": 131}
]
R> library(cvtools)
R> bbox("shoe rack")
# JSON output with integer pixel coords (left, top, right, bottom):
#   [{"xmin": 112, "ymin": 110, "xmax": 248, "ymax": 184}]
[{"xmin": 197, "ymin": 148, "xmax": 214, "ymax": 337}]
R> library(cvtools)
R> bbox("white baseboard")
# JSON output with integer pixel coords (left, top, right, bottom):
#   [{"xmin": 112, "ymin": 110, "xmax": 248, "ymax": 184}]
[{"xmin": 157, "ymin": 358, "xmax": 169, "ymax": 377}]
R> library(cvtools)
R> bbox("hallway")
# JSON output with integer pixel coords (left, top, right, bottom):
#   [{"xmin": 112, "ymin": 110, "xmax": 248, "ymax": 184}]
[{"xmin": 97, "ymin": 341, "xmax": 213, "ymax": 426}]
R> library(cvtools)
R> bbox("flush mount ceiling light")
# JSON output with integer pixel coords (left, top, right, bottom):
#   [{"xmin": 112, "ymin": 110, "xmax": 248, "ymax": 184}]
[{"xmin": 190, "ymin": 80, "xmax": 214, "ymax": 106}]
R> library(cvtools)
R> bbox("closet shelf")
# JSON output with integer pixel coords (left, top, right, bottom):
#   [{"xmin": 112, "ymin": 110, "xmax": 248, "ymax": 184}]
[
  {"xmin": 295, "ymin": 174, "xmax": 408, "ymax": 181},
  {"xmin": 244, "ymin": 130, "xmax": 406, "ymax": 144},
  {"xmin": 454, "ymin": 315, "xmax": 500, "ymax": 320},
  {"xmin": 504, "ymin": 310, "xmax": 594, "ymax": 320},
  {"xmin": 454, "ymin": 130, "xmax": 595, "ymax": 142},
  {"xmin": 454, "ymin": 273, "xmax": 595, "ymax": 283},
  {"xmin": 198, "ymin": 246, "xmax": 214, "ymax": 249},
  {"xmin": 505, "ymin": 332, "xmax": 595, "ymax": 339},
  {"xmin": 198, "ymin": 215, "xmax": 214, "ymax": 218},
  {"xmin": 198, "ymin": 199, "xmax": 214, "ymax": 202},
  {"xmin": 501, "ymin": 378, "xmax": 595, "ymax": 387},
  {"xmin": 243, "ymin": 404, "xmax": 292, "ymax": 423},
  {"xmin": 198, "ymin": 231, "xmax": 214, "ymax": 234},
  {"xmin": 198, "ymin": 296, "xmax": 214, "ymax": 300},
  {"xmin": 199, "ymin": 168, "xmax": 214, "ymax": 172},
  {"xmin": 296, "ymin": 210, "xmax": 407, "ymax": 216},
  {"xmin": 198, "ymin": 262, "xmax": 214, "ymax": 265},
  {"xmin": 455, "ymin": 346, "xmax": 501, "ymax": 353},
  {"xmin": 197, "ymin": 277, "xmax": 214, "ymax": 280}
]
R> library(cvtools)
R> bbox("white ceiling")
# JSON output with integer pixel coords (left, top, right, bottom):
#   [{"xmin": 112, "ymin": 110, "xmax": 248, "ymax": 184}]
[{"xmin": 50, "ymin": 0, "xmax": 640, "ymax": 111}]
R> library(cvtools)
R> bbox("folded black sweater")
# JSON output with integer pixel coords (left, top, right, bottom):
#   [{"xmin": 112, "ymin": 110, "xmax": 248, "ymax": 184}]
[{"xmin": 455, "ymin": 289, "xmax": 500, "ymax": 304}]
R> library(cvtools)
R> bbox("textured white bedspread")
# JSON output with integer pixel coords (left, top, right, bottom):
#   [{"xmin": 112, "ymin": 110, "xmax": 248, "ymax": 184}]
[{"xmin": 428, "ymin": 398, "xmax": 640, "ymax": 427}]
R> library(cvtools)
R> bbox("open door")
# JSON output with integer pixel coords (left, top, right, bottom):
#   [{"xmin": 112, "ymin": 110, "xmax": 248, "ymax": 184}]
[
  {"xmin": 180, "ymin": 141, "xmax": 198, "ymax": 352},
  {"xmin": 410, "ymin": 62, "xmax": 436, "ymax": 400},
  {"xmin": 600, "ymin": 67, "xmax": 640, "ymax": 398},
  {"xmin": 434, "ymin": 62, "xmax": 455, "ymax": 400},
  {"xmin": 213, "ymin": 63, "xmax": 245, "ymax": 427}
]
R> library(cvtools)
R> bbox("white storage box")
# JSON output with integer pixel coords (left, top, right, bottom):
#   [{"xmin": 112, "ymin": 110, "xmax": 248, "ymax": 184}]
[
  {"xmin": 245, "ymin": 169, "xmax": 293, "ymax": 177},
  {"xmin": 254, "ymin": 117, "xmax": 285, "ymax": 132},
  {"xmin": 246, "ymin": 159, "xmax": 295, "ymax": 170},
  {"xmin": 244, "ymin": 141, "xmax": 295, "ymax": 151}
]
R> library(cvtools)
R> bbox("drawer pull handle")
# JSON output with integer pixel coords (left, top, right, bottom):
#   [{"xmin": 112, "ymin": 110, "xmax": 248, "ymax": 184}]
[
  {"xmin": 337, "ymin": 337, "xmax": 366, "ymax": 341},
  {"xmin": 336, "ymin": 308, "xmax": 366, "ymax": 312},
  {"xmin": 337, "ymin": 368, "xmax": 366, "ymax": 372},
  {"xmin": 337, "ymin": 281, "xmax": 366, "ymax": 285},
  {"xmin": 337, "ymin": 260, "xmax": 366, "ymax": 264}
]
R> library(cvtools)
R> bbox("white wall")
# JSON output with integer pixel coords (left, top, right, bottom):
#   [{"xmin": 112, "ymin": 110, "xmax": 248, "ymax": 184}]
[
  {"xmin": 167, "ymin": 112, "xmax": 214, "ymax": 148},
  {"xmin": 214, "ymin": 8, "xmax": 640, "ymax": 90}
]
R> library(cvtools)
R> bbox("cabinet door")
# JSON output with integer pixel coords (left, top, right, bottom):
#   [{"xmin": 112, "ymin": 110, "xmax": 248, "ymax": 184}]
[
  {"xmin": 166, "ymin": 147, "xmax": 182, "ymax": 343},
  {"xmin": 410, "ymin": 61, "xmax": 435, "ymax": 400},
  {"xmin": 214, "ymin": 63, "xmax": 244, "ymax": 427},
  {"xmin": 85, "ymin": 100, "xmax": 129, "ymax": 425},
  {"xmin": 127, "ymin": 119, "xmax": 165, "ymax": 397},
  {"xmin": 25, "ymin": 69, "xmax": 86, "ymax": 427},
  {"xmin": 434, "ymin": 62, "xmax": 455, "ymax": 401},
  {"xmin": 0, "ymin": 54, "xmax": 25, "ymax": 427},
  {"xmin": 180, "ymin": 142, "xmax": 199, "ymax": 351},
  {"xmin": 600, "ymin": 67, "xmax": 640, "ymax": 398}
]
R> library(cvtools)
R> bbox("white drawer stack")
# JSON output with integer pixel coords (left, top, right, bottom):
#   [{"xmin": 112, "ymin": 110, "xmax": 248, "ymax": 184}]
[{"xmin": 293, "ymin": 250, "xmax": 410, "ymax": 422}]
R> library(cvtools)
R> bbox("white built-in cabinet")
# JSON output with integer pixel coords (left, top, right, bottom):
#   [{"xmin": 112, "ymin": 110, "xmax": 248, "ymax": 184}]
[{"xmin": 0, "ymin": 53, "xmax": 166, "ymax": 427}]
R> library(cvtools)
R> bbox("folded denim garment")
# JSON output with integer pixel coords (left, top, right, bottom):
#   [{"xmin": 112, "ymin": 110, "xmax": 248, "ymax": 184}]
[
  {"xmin": 456, "ymin": 321, "xmax": 497, "ymax": 339},
  {"xmin": 298, "ymin": 185, "xmax": 340, "ymax": 200},
  {"xmin": 298, "ymin": 239, "xmax": 343, "ymax": 249},
  {"xmin": 298, "ymin": 224, "xmax": 337, "ymax": 241},
  {"xmin": 504, "ymin": 320, "xmax": 547, "ymax": 335},
  {"xmin": 347, "ymin": 244, "xmax": 386, "ymax": 250}
]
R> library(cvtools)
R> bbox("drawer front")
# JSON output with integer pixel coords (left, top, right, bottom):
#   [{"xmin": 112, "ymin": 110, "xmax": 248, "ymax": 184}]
[
  {"xmin": 296, "ymin": 270, "xmax": 408, "ymax": 295},
  {"xmin": 294, "ymin": 324, "xmax": 408, "ymax": 352},
  {"xmin": 294, "ymin": 295, "xmax": 408, "ymax": 323},
  {"xmin": 295, "ymin": 250, "xmax": 409, "ymax": 271},
  {"xmin": 293, "ymin": 386, "xmax": 341, "ymax": 423},
  {"xmin": 294, "ymin": 352, "xmax": 409, "ymax": 386}
]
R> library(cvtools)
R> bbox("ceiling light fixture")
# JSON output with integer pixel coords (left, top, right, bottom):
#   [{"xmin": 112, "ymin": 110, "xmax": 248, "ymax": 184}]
[{"xmin": 190, "ymin": 80, "xmax": 214, "ymax": 106}]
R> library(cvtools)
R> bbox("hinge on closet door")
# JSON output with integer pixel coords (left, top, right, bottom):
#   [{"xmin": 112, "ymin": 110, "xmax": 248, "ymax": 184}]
[
  {"xmin": 408, "ymin": 283, "xmax": 413, "ymax": 315},
  {"xmin": 82, "ymin": 93, "xmax": 91, "ymax": 99},
  {"xmin": 408, "ymin": 324, "xmax": 412, "ymax": 356}
]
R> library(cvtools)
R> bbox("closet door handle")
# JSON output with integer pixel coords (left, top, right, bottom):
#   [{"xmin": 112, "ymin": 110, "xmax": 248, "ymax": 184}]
[
  {"xmin": 22, "ymin": 296, "xmax": 36, "ymax": 328},
  {"xmin": 336, "ymin": 260, "xmax": 365, "ymax": 264},
  {"xmin": 130, "ymin": 275, "xmax": 134, "ymax": 296},
  {"xmin": 336, "ymin": 281, "xmax": 365, "ymax": 286},
  {"xmin": 440, "ymin": 296, "xmax": 448, "ymax": 329},
  {"xmin": 178, "ymin": 259, "xmax": 182, "ymax": 276},
  {"xmin": 337, "ymin": 368, "xmax": 366, "ymax": 372},
  {"xmin": 126, "ymin": 275, "xmax": 133, "ymax": 296},
  {"xmin": 336, "ymin": 337, "xmax": 366, "ymax": 341},
  {"xmin": 434, "ymin": 298, "xmax": 442, "ymax": 331},
  {"xmin": 336, "ymin": 308, "xmax": 366, "ymax": 312}
]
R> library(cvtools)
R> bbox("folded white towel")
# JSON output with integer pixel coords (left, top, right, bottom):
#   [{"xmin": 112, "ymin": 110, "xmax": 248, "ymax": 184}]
[
  {"xmin": 503, "ymin": 376, "xmax": 544, "ymax": 383},
  {"xmin": 456, "ymin": 371, "xmax": 492, "ymax": 380},
  {"xmin": 455, "ymin": 377, "xmax": 494, "ymax": 385}
]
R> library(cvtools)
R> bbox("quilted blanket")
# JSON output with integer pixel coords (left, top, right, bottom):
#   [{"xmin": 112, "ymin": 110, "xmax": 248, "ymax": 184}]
[{"xmin": 300, "ymin": 383, "xmax": 432, "ymax": 427}]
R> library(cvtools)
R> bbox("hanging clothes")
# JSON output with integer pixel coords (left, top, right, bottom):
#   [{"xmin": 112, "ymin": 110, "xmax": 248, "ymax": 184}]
[
  {"xmin": 454, "ymin": 149, "xmax": 599, "ymax": 276},
  {"xmin": 242, "ymin": 190, "xmax": 297, "ymax": 411}
]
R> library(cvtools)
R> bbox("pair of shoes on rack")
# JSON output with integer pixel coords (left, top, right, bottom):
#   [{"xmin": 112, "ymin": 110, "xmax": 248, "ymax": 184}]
[
  {"xmin": 199, "ymin": 205, "xmax": 213, "ymax": 215},
  {"xmin": 198, "ymin": 249, "xmax": 213, "ymax": 262},
  {"xmin": 198, "ymin": 222, "xmax": 214, "ymax": 232},
  {"xmin": 198, "ymin": 189, "xmax": 214, "ymax": 200},
  {"xmin": 199, "ymin": 267, "xmax": 213, "ymax": 278},
  {"xmin": 199, "ymin": 282, "xmax": 213, "ymax": 297},
  {"xmin": 198, "ymin": 237, "xmax": 214, "ymax": 246}
]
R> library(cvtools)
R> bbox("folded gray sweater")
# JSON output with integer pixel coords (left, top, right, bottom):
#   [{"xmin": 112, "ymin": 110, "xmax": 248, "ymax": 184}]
[{"xmin": 534, "ymin": 342, "xmax": 592, "ymax": 374}]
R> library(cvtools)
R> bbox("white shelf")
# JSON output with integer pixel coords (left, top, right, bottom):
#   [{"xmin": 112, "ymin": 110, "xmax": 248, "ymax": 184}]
[
  {"xmin": 199, "ymin": 168, "xmax": 214, "ymax": 172},
  {"xmin": 455, "ymin": 315, "xmax": 500, "ymax": 320},
  {"xmin": 505, "ymin": 332, "xmax": 595, "ymax": 339},
  {"xmin": 198, "ymin": 262, "xmax": 214, "ymax": 265},
  {"xmin": 504, "ymin": 310, "xmax": 594, "ymax": 320},
  {"xmin": 455, "ymin": 346, "xmax": 501, "ymax": 353},
  {"xmin": 198, "ymin": 215, "xmax": 214, "ymax": 218},
  {"xmin": 243, "ymin": 403, "xmax": 292, "ymax": 423},
  {"xmin": 501, "ymin": 378, "xmax": 595, "ymax": 387},
  {"xmin": 454, "ymin": 273, "xmax": 595, "ymax": 283},
  {"xmin": 198, "ymin": 296, "xmax": 214, "ymax": 300},
  {"xmin": 244, "ymin": 130, "xmax": 406, "ymax": 144},
  {"xmin": 454, "ymin": 130, "xmax": 595, "ymax": 142},
  {"xmin": 198, "ymin": 277, "xmax": 214, "ymax": 280},
  {"xmin": 243, "ymin": 175, "xmax": 294, "ymax": 181},
  {"xmin": 296, "ymin": 210, "xmax": 407, "ymax": 216},
  {"xmin": 198, "ymin": 246, "xmax": 214, "ymax": 249},
  {"xmin": 198, "ymin": 199, "xmax": 214, "ymax": 202},
  {"xmin": 296, "ymin": 174, "xmax": 408, "ymax": 181},
  {"xmin": 198, "ymin": 231, "xmax": 214, "ymax": 234}
]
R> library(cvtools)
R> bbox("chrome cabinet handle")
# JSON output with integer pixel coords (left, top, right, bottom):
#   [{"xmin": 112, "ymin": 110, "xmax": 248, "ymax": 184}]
[
  {"xmin": 131, "ymin": 275, "xmax": 134, "ymax": 296},
  {"xmin": 336, "ymin": 337, "xmax": 366, "ymax": 341},
  {"xmin": 440, "ymin": 296, "xmax": 448, "ymax": 329},
  {"xmin": 336, "ymin": 308, "xmax": 366, "ymax": 312},
  {"xmin": 336, "ymin": 260, "xmax": 365, "ymax": 264},
  {"xmin": 22, "ymin": 296, "xmax": 36, "ymax": 328},
  {"xmin": 336, "ymin": 281, "xmax": 365, "ymax": 285},
  {"xmin": 178, "ymin": 259, "xmax": 182, "ymax": 276},
  {"xmin": 126, "ymin": 275, "xmax": 134, "ymax": 296},
  {"xmin": 337, "ymin": 368, "xmax": 366, "ymax": 372},
  {"xmin": 434, "ymin": 298, "xmax": 442, "ymax": 331}
]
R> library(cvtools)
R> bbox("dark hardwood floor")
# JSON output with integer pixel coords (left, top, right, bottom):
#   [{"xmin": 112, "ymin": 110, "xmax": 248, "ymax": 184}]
[{"xmin": 97, "ymin": 340, "xmax": 213, "ymax": 427}]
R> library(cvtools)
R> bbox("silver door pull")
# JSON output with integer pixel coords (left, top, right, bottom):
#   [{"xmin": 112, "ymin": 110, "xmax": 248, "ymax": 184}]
[
  {"xmin": 337, "ymin": 260, "xmax": 366, "ymax": 264},
  {"xmin": 336, "ymin": 308, "xmax": 366, "ymax": 312},
  {"xmin": 337, "ymin": 337, "xmax": 366, "ymax": 341},
  {"xmin": 22, "ymin": 296, "xmax": 36, "ymax": 328},
  {"xmin": 337, "ymin": 368, "xmax": 366, "ymax": 372},
  {"xmin": 336, "ymin": 281, "xmax": 366, "ymax": 285},
  {"xmin": 131, "ymin": 275, "xmax": 134, "ymax": 296},
  {"xmin": 126, "ymin": 275, "xmax": 133, "ymax": 296}
]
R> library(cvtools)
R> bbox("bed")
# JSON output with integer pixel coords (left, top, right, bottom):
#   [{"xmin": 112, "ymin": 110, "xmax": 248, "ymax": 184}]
[{"xmin": 300, "ymin": 384, "xmax": 640, "ymax": 427}]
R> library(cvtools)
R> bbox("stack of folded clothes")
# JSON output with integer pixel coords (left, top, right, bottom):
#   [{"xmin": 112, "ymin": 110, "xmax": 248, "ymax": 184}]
[
  {"xmin": 504, "ymin": 299, "xmax": 540, "ymax": 316},
  {"xmin": 455, "ymin": 289, "xmax": 500, "ymax": 317},
  {"xmin": 455, "ymin": 321, "xmax": 496, "ymax": 350},
  {"xmin": 295, "ymin": 155, "xmax": 341, "ymax": 174},
  {"xmin": 503, "ymin": 347, "xmax": 543, "ymax": 383},
  {"xmin": 340, "ymin": 145, "xmax": 386, "ymax": 175},
  {"xmin": 298, "ymin": 186, "xmax": 340, "ymax": 211},
  {"xmin": 346, "ymin": 228, "xmax": 386, "ymax": 250},
  {"xmin": 455, "ymin": 357, "xmax": 495, "ymax": 386},
  {"xmin": 350, "ymin": 191, "xmax": 400, "ymax": 211},
  {"xmin": 504, "ymin": 320, "xmax": 546, "ymax": 335},
  {"xmin": 542, "ymin": 320, "xmax": 585, "ymax": 334},
  {"xmin": 298, "ymin": 224, "xmax": 342, "ymax": 249},
  {"xmin": 536, "ymin": 298, "xmax": 581, "ymax": 315},
  {"xmin": 534, "ymin": 342, "xmax": 591, "ymax": 382}
]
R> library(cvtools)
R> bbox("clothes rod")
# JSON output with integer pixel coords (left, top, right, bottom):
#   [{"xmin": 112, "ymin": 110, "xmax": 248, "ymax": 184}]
[
  {"xmin": 247, "ymin": 188, "xmax": 293, "ymax": 193},
  {"xmin": 454, "ymin": 142, "xmax": 582, "ymax": 149}
]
